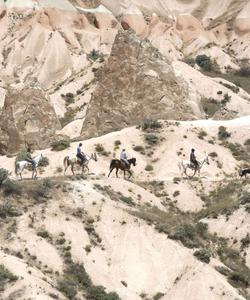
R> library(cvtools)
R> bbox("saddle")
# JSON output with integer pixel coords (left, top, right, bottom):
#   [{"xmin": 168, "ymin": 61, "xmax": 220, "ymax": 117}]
[{"xmin": 120, "ymin": 159, "xmax": 129, "ymax": 169}]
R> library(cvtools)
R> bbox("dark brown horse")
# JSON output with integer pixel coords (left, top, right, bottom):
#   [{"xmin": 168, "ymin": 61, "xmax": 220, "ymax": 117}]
[{"xmin": 108, "ymin": 158, "xmax": 136, "ymax": 178}]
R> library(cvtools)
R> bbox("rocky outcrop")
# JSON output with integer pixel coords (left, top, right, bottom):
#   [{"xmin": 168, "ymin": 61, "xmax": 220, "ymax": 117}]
[
  {"xmin": 81, "ymin": 30, "xmax": 192, "ymax": 138},
  {"xmin": 0, "ymin": 88, "xmax": 61, "ymax": 154}
]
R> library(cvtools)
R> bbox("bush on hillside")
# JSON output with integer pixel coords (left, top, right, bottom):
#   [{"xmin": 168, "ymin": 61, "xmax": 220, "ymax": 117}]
[
  {"xmin": 51, "ymin": 140, "xmax": 70, "ymax": 151},
  {"xmin": 0, "ymin": 168, "xmax": 9, "ymax": 186},
  {"xmin": 195, "ymin": 55, "xmax": 212, "ymax": 71},
  {"xmin": 218, "ymin": 126, "xmax": 231, "ymax": 140},
  {"xmin": 141, "ymin": 119, "xmax": 162, "ymax": 131}
]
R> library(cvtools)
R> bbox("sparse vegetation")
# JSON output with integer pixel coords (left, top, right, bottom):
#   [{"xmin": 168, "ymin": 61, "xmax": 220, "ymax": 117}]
[
  {"xmin": 201, "ymin": 97, "xmax": 220, "ymax": 117},
  {"xmin": 32, "ymin": 178, "xmax": 52, "ymax": 200},
  {"xmin": 141, "ymin": 119, "xmax": 162, "ymax": 131},
  {"xmin": 195, "ymin": 55, "xmax": 213, "ymax": 71},
  {"xmin": 198, "ymin": 130, "xmax": 207, "ymax": 140},
  {"xmin": 133, "ymin": 145, "xmax": 145, "ymax": 152},
  {"xmin": 0, "ymin": 168, "xmax": 9, "ymax": 186},
  {"xmin": 37, "ymin": 230, "xmax": 51, "ymax": 239},
  {"xmin": 194, "ymin": 249, "xmax": 211, "ymax": 263},
  {"xmin": 145, "ymin": 165, "xmax": 153, "ymax": 171},
  {"xmin": 153, "ymin": 292, "xmax": 165, "ymax": 300},
  {"xmin": 0, "ymin": 265, "xmax": 18, "ymax": 288},
  {"xmin": 51, "ymin": 140, "xmax": 70, "ymax": 151},
  {"xmin": 0, "ymin": 203, "xmax": 19, "ymax": 219},
  {"xmin": 144, "ymin": 133, "xmax": 159, "ymax": 145},
  {"xmin": 3, "ymin": 179, "xmax": 21, "ymax": 196},
  {"xmin": 218, "ymin": 126, "xmax": 231, "ymax": 140}
]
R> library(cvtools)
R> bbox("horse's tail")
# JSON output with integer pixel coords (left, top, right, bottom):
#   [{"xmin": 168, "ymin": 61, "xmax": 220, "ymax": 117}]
[
  {"xmin": 178, "ymin": 161, "xmax": 182, "ymax": 172},
  {"xmin": 15, "ymin": 162, "xmax": 19, "ymax": 175},
  {"xmin": 109, "ymin": 159, "xmax": 116, "ymax": 169},
  {"xmin": 63, "ymin": 156, "xmax": 70, "ymax": 169}
]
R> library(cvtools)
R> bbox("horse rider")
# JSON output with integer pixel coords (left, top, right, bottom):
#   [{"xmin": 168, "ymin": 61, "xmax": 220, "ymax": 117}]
[
  {"xmin": 190, "ymin": 148, "xmax": 199, "ymax": 169},
  {"xmin": 76, "ymin": 143, "xmax": 86, "ymax": 166},
  {"xmin": 25, "ymin": 148, "xmax": 36, "ymax": 169},
  {"xmin": 120, "ymin": 149, "xmax": 129, "ymax": 168}
]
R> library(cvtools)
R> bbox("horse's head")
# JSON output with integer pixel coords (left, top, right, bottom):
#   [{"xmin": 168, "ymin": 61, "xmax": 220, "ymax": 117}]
[
  {"xmin": 129, "ymin": 157, "xmax": 136, "ymax": 166},
  {"xmin": 239, "ymin": 169, "xmax": 243, "ymax": 177}
]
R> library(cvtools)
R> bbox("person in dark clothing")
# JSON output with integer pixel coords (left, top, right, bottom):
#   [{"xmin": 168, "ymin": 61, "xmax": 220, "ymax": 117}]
[
  {"xmin": 25, "ymin": 148, "xmax": 36, "ymax": 169},
  {"xmin": 190, "ymin": 148, "xmax": 199, "ymax": 169},
  {"xmin": 76, "ymin": 143, "xmax": 86, "ymax": 166}
]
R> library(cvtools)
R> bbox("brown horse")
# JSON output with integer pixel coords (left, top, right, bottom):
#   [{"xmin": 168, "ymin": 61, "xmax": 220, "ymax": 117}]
[{"xmin": 108, "ymin": 158, "xmax": 136, "ymax": 178}]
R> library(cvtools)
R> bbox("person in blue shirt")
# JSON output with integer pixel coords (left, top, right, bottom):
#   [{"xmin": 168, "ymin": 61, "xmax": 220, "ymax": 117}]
[{"xmin": 76, "ymin": 143, "xmax": 86, "ymax": 165}]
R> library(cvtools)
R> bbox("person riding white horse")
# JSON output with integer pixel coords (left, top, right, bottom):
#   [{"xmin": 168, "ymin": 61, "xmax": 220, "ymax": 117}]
[
  {"xmin": 15, "ymin": 151, "xmax": 44, "ymax": 180},
  {"xmin": 120, "ymin": 149, "xmax": 129, "ymax": 168},
  {"xmin": 190, "ymin": 148, "xmax": 199, "ymax": 170},
  {"xmin": 178, "ymin": 151, "xmax": 209, "ymax": 178},
  {"xmin": 76, "ymin": 143, "xmax": 86, "ymax": 166},
  {"xmin": 25, "ymin": 148, "xmax": 36, "ymax": 170}
]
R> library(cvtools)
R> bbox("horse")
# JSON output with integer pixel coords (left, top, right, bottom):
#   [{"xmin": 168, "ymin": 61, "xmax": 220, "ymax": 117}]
[
  {"xmin": 15, "ymin": 153, "xmax": 44, "ymax": 180},
  {"xmin": 239, "ymin": 168, "xmax": 250, "ymax": 178},
  {"xmin": 108, "ymin": 158, "xmax": 136, "ymax": 179},
  {"xmin": 63, "ymin": 153, "xmax": 97, "ymax": 175},
  {"xmin": 178, "ymin": 154, "xmax": 209, "ymax": 178}
]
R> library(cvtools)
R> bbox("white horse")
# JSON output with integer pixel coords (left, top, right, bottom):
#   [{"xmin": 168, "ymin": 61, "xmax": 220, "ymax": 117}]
[
  {"xmin": 178, "ymin": 153, "xmax": 210, "ymax": 178},
  {"xmin": 63, "ymin": 153, "xmax": 97, "ymax": 175},
  {"xmin": 15, "ymin": 153, "xmax": 44, "ymax": 180}
]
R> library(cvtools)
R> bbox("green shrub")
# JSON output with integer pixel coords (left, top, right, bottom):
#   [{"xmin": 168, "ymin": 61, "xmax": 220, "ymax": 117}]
[
  {"xmin": 120, "ymin": 195, "xmax": 135, "ymax": 206},
  {"xmin": 0, "ymin": 168, "xmax": 9, "ymax": 186},
  {"xmin": 237, "ymin": 66, "xmax": 250, "ymax": 77},
  {"xmin": 133, "ymin": 145, "xmax": 144, "ymax": 152},
  {"xmin": 194, "ymin": 249, "xmax": 211, "ymax": 263},
  {"xmin": 3, "ymin": 179, "xmax": 21, "ymax": 196},
  {"xmin": 0, "ymin": 204, "xmax": 19, "ymax": 218},
  {"xmin": 195, "ymin": 55, "xmax": 212, "ymax": 71},
  {"xmin": 51, "ymin": 140, "xmax": 70, "ymax": 151},
  {"xmin": 198, "ymin": 130, "xmax": 207, "ymax": 139},
  {"xmin": 0, "ymin": 265, "xmax": 18, "ymax": 286},
  {"xmin": 95, "ymin": 144, "xmax": 104, "ymax": 153},
  {"xmin": 66, "ymin": 263, "xmax": 91, "ymax": 289},
  {"xmin": 209, "ymin": 152, "xmax": 218, "ymax": 158},
  {"xmin": 218, "ymin": 126, "xmax": 231, "ymax": 140},
  {"xmin": 33, "ymin": 179, "xmax": 52, "ymax": 200},
  {"xmin": 201, "ymin": 97, "xmax": 220, "ymax": 117},
  {"xmin": 244, "ymin": 139, "xmax": 250, "ymax": 146},
  {"xmin": 37, "ymin": 230, "xmax": 51, "ymax": 239},
  {"xmin": 229, "ymin": 271, "xmax": 249, "ymax": 287},
  {"xmin": 144, "ymin": 134, "xmax": 158, "ymax": 145},
  {"xmin": 87, "ymin": 285, "xmax": 120, "ymax": 300},
  {"xmin": 221, "ymin": 93, "xmax": 231, "ymax": 105},
  {"xmin": 173, "ymin": 191, "xmax": 180, "ymax": 197},
  {"xmin": 153, "ymin": 292, "xmax": 165, "ymax": 300},
  {"xmin": 57, "ymin": 278, "xmax": 77, "ymax": 299},
  {"xmin": 141, "ymin": 119, "xmax": 162, "ymax": 131},
  {"xmin": 241, "ymin": 234, "xmax": 250, "ymax": 250},
  {"xmin": 145, "ymin": 165, "xmax": 153, "ymax": 171}
]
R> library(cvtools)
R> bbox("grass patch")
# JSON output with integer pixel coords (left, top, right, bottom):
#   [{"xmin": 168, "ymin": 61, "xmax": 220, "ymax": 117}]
[
  {"xmin": 0, "ymin": 265, "xmax": 18, "ymax": 288},
  {"xmin": 144, "ymin": 134, "xmax": 159, "ymax": 145}
]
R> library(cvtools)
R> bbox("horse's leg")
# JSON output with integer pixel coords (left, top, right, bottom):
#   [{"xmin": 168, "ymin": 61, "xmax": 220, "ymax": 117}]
[
  {"xmin": 116, "ymin": 168, "xmax": 119, "ymax": 178},
  {"xmin": 71, "ymin": 164, "xmax": 75, "ymax": 176},
  {"xmin": 86, "ymin": 165, "xmax": 89, "ymax": 174},
  {"xmin": 64, "ymin": 163, "xmax": 68, "ymax": 175},
  {"xmin": 124, "ymin": 170, "xmax": 126, "ymax": 178},
  {"xmin": 128, "ymin": 170, "xmax": 132, "ymax": 179},
  {"xmin": 108, "ymin": 167, "xmax": 113, "ymax": 177}
]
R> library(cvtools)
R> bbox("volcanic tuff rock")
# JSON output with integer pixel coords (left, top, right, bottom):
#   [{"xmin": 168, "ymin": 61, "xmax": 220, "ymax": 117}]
[
  {"xmin": 0, "ymin": 88, "xmax": 61, "ymax": 154},
  {"xmin": 81, "ymin": 29, "xmax": 197, "ymax": 138}
]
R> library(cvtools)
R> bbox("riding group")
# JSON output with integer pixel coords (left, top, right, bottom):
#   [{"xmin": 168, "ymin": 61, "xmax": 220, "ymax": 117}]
[{"xmin": 15, "ymin": 144, "xmax": 249, "ymax": 180}]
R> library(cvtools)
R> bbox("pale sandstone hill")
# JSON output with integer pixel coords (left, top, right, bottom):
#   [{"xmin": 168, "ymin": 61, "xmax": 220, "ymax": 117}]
[
  {"xmin": 80, "ymin": 29, "xmax": 198, "ymax": 139},
  {"xmin": 0, "ymin": 88, "xmax": 61, "ymax": 154}
]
